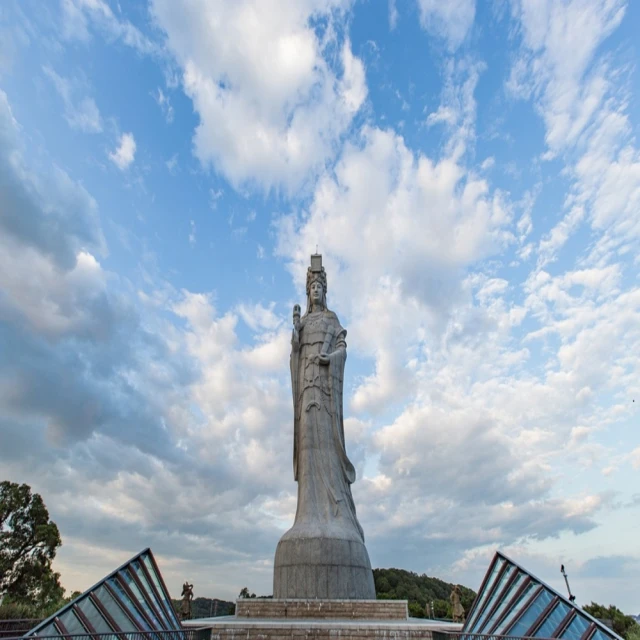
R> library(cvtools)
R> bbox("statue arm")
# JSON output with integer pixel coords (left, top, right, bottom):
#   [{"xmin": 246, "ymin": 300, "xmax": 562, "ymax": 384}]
[{"xmin": 319, "ymin": 320, "xmax": 346, "ymax": 365}]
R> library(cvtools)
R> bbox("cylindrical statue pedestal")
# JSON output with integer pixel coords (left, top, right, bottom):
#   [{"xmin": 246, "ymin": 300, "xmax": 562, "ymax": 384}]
[{"xmin": 274, "ymin": 533, "xmax": 375, "ymax": 599}]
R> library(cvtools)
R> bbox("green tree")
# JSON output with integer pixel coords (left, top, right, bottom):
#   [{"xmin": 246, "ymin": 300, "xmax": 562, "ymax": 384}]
[
  {"xmin": 583, "ymin": 603, "xmax": 640, "ymax": 640},
  {"xmin": 0, "ymin": 481, "xmax": 63, "ymax": 610},
  {"xmin": 433, "ymin": 599, "xmax": 451, "ymax": 619},
  {"xmin": 626, "ymin": 625, "xmax": 640, "ymax": 640}
]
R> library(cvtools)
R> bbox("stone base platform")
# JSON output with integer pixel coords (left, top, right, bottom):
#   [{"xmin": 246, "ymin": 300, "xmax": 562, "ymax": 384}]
[
  {"xmin": 236, "ymin": 598, "xmax": 408, "ymax": 620},
  {"xmin": 183, "ymin": 600, "xmax": 462, "ymax": 640},
  {"xmin": 184, "ymin": 616, "xmax": 462, "ymax": 640}
]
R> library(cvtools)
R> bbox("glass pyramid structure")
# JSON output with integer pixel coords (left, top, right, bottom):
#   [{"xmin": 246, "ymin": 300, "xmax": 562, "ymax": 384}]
[
  {"xmin": 27, "ymin": 548, "xmax": 183, "ymax": 637},
  {"xmin": 463, "ymin": 551, "xmax": 623, "ymax": 640}
]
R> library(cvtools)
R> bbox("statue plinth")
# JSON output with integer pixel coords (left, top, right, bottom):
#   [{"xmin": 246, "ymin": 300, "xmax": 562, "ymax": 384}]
[
  {"xmin": 273, "ymin": 254, "xmax": 375, "ymax": 600},
  {"xmin": 274, "ymin": 535, "xmax": 375, "ymax": 599}
]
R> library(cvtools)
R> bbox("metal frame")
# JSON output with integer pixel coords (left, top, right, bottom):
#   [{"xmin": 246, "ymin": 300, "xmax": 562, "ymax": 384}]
[
  {"xmin": 464, "ymin": 552, "xmax": 625, "ymax": 640},
  {"xmin": 465, "ymin": 556, "xmax": 505, "ymax": 629},
  {"xmin": 486, "ymin": 576, "xmax": 532, "ymax": 635},
  {"xmin": 137, "ymin": 558, "xmax": 177, "ymax": 627},
  {"xmin": 475, "ymin": 566, "xmax": 520, "ymax": 634},
  {"xmin": 4, "ymin": 630, "xmax": 203, "ymax": 640},
  {"xmin": 88, "ymin": 593, "xmax": 120, "ymax": 632},
  {"xmin": 102, "ymin": 579, "xmax": 145, "ymax": 632},
  {"xmin": 472, "ymin": 559, "xmax": 511, "ymax": 630},
  {"xmin": 146, "ymin": 553, "xmax": 182, "ymax": 629},
  {"xmin": 502, "ymin": 585, "xmax": 545, "ymax": 636},
  {"xmin": 552, "ymin": 608, "xmax": 577, "ymax": 638},
  {"xmin": 525, "ymin": 596, "xmax": 560, "ymax": 637}
]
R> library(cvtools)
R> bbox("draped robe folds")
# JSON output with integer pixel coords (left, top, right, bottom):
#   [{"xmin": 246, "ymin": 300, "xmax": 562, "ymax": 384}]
[
  {"xmin": 289, "ymin": 309, "xmax": 364, "ymax": 541},
  {"xmin": 273, "ymin": 303, "xmax": 375, "ymax": 599}
]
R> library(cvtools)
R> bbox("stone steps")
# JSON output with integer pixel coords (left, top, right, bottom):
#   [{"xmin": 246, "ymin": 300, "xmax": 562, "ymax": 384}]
[{"xmin": 236, "ymin": 599, "xmax": 408, "ymax": 620}]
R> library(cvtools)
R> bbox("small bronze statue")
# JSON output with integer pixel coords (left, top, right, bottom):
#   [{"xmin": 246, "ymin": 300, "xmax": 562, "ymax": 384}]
[
  {"xmin": 450, "ymin": 584, "xmax": 465, "ymax": 623},
  {"xmin": 180, "ymin": 582, "xmax": 194, "ymax": 620}
]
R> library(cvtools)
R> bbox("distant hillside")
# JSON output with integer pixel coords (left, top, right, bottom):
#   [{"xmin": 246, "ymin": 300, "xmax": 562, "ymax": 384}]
[
  {"xmin": 171, "ymin": 597, "xmax": 235, "ymax": 619},
  {"xmin": 373, "ymin": 568, "xmax": 476, "ymax": 619}
]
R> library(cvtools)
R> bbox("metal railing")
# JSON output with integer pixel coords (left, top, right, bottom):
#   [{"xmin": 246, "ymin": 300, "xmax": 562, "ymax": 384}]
[
  {"xmin": 0, "ymin": 621, "xmax": 43, "ymax": 639},
  {"xmin": 1, "ymin": 629, "xmax": 210, "ymax": 640},
  {"xmin": 432, "ymin": 632, "xmax": 558, "ymax": 640}
]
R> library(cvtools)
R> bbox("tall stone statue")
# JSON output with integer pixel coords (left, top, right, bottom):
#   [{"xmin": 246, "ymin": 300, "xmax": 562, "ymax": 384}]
[{"xmin": 273, "ymin": 254, "xmax": 375, "ymax": 599}]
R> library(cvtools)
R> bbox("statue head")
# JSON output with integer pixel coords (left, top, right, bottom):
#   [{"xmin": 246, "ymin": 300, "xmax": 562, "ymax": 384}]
[{"xmin": 306, "ymin": 253, "xmax": 327, "ymax": 312}]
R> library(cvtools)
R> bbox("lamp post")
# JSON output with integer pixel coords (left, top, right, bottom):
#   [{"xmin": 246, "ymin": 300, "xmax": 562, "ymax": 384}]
[{"xmin": 560, "ymin": 564, "xmax": 576, "ymax": 602}]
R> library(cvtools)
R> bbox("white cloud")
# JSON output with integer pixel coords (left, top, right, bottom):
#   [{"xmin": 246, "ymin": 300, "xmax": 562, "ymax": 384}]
[
  {"xmin": 425, "ymin": 58, "xmax": 485, "ymax": 159},
  {"xmin": 150, "ymin": 0, "xmax": 367, "ymax": 192},
  {"xmin": 43, "ymin": 65, "xmax": 102, "ymax": 133},
  {"xmin": 417, "ymin": 0, "xmax": 476, "ymax": 51},
  {"xmin": 508, "ymin": 1, "xmax": 640, "ymax": 268},
  {"xmin": 388, "ymin": 0, "xmax": 398, "ymax": 30},
  {"xmin": 188, "ymin": 220, "xmax": 196, "ymax": 246},
  {"xmin": 277, "ymin": 124, "xmax": 515, "ymax": 413},
  {"xmin": 2, "ymin": 0, "xmax": 639, "ymax": 610},
  {"xmin": 209, "ymin": 187, "xmax": 223, "ymax": 210},
  {"xmin": 507, "ymin": 0, "xmax": 626, "ymax": 155},
  {"xmin": 236, "ymin": 302, "xmax": 283, "ymax": 333},
  {"xmin": 61, "ymin": 0, "xmax": 158, "ymax": 54},
  {"xmin": 165, "ymin": 153, "xmax": 178, "ymax": 174},
  {"xmin": 152, "ymin": 87, "xmax": 174, "ymax": 123},
  {"xmin": 108, "ymin": 132, "xmax": 136, "ymax": 170}
]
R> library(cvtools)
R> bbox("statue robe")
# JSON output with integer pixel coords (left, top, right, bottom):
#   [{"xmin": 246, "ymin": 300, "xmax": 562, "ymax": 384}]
[{"xmin": 289, "ymin": 309, "xmax": 364, "ymax": 541}]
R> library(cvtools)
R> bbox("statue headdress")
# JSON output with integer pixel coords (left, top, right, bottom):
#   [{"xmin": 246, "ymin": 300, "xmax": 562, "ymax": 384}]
[
  {"xmin": 305, "ymin": 253, "xmax": 327, "ymax": 313},
  {"xmin": 306, "ymin": 253, "xmax": 327, "ymax": 296}
]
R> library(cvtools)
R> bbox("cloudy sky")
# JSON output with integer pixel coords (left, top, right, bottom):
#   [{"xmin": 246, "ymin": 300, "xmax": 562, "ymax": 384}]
[{"xmin": 1, "ymin": 0, "xmax": 639, "ymax": 615}]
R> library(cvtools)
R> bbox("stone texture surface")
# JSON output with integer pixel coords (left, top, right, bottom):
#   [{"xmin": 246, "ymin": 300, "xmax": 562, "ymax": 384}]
[
  {"xmin": 274, "ymin": 255, "xmax": 375, "ymax": 600},
  {"xmin": 274, "ymin": 537, "xmax": 375, "ymax": 600},
  {"xmin": 236, "ymin": 598, "xmax": 408, "ymax": 620},
  {"xmin": 183, "ymin": 617, "xmax": 463, "ymax": 640}
]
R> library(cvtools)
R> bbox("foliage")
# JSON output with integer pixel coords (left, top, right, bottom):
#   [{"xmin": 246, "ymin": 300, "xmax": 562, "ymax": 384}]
[
  {"xmin": 626, "ymin": 625, "xmax": 640, "ymax": 640},
  {"xmin": 0, "ymin": 600, "xmax": 41, "ymax": 620},
  {"xmin": 171, "ymin": 597, "xmax": 235, "ymax": 618},
  {"xmin": 373, "ymin": 568, "xmax": 476, "ymax": 619},
  {"xmin": 0, "ymin": 481, "xmax": 64, "ymax": 612},
  {"xmin": 583, "ymin": 603, "xmax": 640, "ymax": 640}
]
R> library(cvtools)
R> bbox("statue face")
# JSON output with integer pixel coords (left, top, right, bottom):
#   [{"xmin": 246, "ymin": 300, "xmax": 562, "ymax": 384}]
[{"xmin": 310, "ymin": 280, "xmax": 324, "ymax": 304}]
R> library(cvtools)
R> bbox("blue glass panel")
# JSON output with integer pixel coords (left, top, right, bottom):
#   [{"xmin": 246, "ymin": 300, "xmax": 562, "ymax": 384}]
[
  {"xmin": 120, "ymin": 568, "xmax": 163, "ymax": 628},
  {"xmin": 592, "ymin": 629, "xmax": 616, "ymax": 640},
  {"xmin": 508, "ymin": 588, "xmax": 554, "ymax": 636},
  {"xmin": 483, "ymin": 573, "xmax": 526, "ymax": 632},
  {"xmin": 77, "ymin": 596, "xmax": 113, "ymax": 633},
  {"xmin": 561, "ymin": 614, "xmax": 591, "ymax": 640},
  {"xmin": 142, "ymin": 554, "xmax": 181, "ymax": 628},
  {"xmin": 466, "ymin": 557, "xmax": 505, "ymax": 630},
  {"xmin": 474, "ymin": 565, "xmax": 517, "ymax": 632},
  {"xmin": 58, "ymin": 609, "xmax": 88, "ymax": 636},
  {"xmin": 108, "ymin": 577, "xmax": 151, "ymax": 630},
  {"xmin": 493, "ymin": 581, "xmax": 539, "ymax": 634},
  {"xmin": 537, "ymin": 602, "xmax": 571, "ymax": 638},
  {"xmin": 95, "ymin": 584, "xmax": 138, "ymax": 632},
  {"xmin": 33, "ymin": 622, "xmax": 59, "ymax": 637},
  {"xmin": 131, "ymin": 561, "xmax": 172, "ymax": 629}
]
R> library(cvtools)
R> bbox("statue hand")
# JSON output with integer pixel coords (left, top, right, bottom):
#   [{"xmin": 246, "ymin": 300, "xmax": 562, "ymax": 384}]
[{"xmin": 318, "ymin": 352, "xmax": 330, "ymax": 366}]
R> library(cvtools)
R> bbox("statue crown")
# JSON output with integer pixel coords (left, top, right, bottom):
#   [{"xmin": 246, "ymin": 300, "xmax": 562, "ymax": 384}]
[{"xmin": 306, "ymin": 253, "xmax": 327, "ymax": 295}]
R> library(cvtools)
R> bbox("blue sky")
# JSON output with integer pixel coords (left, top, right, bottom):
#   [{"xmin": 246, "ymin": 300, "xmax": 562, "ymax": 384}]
[{"xmin": 1, "ymin": 0, "xmax": 639, "ymax": 614}]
